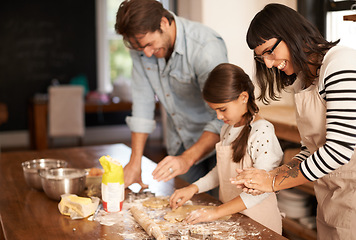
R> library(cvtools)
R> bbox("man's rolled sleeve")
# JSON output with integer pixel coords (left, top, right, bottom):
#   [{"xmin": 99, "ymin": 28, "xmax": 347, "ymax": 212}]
[
  {"xmin": 203, "ymin": 118, "xmax": 224, "ymax": 135},
  {"xmin": 125, "ymin": 116, "xmax": 156, "ymax": 133}
]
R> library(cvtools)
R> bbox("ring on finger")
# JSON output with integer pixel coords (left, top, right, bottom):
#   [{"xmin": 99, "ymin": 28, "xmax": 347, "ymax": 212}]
[{"xmin": 169, "ymin": 167, "xmax": 174, "ymax": 174}]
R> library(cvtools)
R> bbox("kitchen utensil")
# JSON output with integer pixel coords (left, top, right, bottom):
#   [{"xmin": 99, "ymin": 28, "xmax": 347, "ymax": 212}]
[
  {"xmin": 130, "ymin": 206, "xmax": 166, "ymax": 240},
  {"xmin": 40, "ymin": 168, "xmax": 87, "ymax": 201},
  {"xmin": 22, "ymin": 159, "xmax": 68, "ymax": 190}
]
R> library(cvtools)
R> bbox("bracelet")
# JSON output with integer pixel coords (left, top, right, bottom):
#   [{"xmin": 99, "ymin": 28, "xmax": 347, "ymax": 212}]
[
  {"xmin": 271, "ymin": 174, "xmax": 277, "ymax": 192},
  {"xmin": 285, "ymin": 164, "xmax": 293, "ymax": 170}
]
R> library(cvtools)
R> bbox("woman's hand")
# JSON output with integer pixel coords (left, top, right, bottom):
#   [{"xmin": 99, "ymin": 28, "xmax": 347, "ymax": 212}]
[
  {"xmin": 184, "ymin": 207, "xmax": 218, "ymax": 224},
  {"xmin": 231, "ymin": 167, "xmax": 274, "ymax": 193},
  {"xmin": 170, "ymin": 184, "xmax": 198, "ymax": 210}
]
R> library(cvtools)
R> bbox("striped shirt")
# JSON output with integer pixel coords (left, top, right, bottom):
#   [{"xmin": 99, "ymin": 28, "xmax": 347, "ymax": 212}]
[{"xmin": 296, "ymin": 46, "xmax": 356, "ymax": 181}]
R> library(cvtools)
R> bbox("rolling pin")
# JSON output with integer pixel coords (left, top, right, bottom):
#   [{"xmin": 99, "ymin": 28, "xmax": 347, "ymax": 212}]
[{"xmin": 130, "ymin": 206, "xmax": 166, "ymax": 240}]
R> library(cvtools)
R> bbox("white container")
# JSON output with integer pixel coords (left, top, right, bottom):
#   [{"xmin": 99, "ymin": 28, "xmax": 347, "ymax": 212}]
[{"xmin": 99, "ymin": 155, "xmax": 124, "ymax": 212}]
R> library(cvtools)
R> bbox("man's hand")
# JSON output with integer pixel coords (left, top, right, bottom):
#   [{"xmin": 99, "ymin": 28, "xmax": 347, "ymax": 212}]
[
  {"xmin": 123, "ymin": 161, "xmax": 148, "ymax": 190},
  {"xmin": 152, "ymin": 155, "xmax": 193, "ymax": 182},
  {"xmin": 152, "ymin": 131, "xmax": 219, "ymax": 182}
]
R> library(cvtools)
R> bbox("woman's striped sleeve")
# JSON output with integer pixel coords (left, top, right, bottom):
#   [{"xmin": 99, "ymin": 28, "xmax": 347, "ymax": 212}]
[{"xmin": 300, "ymin": 66, "xmax": 356, "ymax": 181}]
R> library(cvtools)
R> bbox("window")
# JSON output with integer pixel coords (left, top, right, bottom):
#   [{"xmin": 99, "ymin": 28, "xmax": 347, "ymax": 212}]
[
  {"xmin": 96, "ymin": 0, "xmax": 176, "ymax": 94},
  {"xmin": 326, "ymin": 1, "xmax": 356, "ymax": 50},
  {"xmin": 96, "ymin": 0, "xmax": 131, "ymax": 94}
]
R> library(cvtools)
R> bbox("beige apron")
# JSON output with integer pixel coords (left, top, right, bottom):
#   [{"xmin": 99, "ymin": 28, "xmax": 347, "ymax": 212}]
[
  {"xmin": 216, "ymin": 142, "xmax": 282, "ymax": 234},
  {"xmin": 294, "ymin": 81, "xmax": 356, "ymax": 240}
]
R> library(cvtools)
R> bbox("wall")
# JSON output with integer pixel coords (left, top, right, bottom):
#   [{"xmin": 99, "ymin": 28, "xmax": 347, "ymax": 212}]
[
  {"xmin": 0, "ymin": 1, "xmax": 97, "ymax": 132},
  {"xmin": 1, "ymin": 0, "xmax": 299, "ymax": 149},
  {"xmin": 178, "ymin": 0, "xmax": 297, "ymax": 106}
]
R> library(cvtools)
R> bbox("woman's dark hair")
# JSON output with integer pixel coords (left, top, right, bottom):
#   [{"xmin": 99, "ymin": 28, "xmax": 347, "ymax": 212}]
[
  {"xmin": 247, "ymin": 3, "xmax": 339, "ymax": 104},
  {"xmin": 115, "ymin": 0, "xmax": 174, "ymax": 49},
  {"xmin": 203, "ymin": 63, "xmax": 259, "ymax": 163}
]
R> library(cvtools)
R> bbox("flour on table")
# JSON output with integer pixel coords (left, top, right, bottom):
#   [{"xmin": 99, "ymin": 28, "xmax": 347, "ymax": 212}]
[
  {"xmin": 164, "ymin": 205, "xmax": 232, "ymax": 223},
  {"xmin": 142, "ymin": 196, "xmax": 170, "ymax": 209}
]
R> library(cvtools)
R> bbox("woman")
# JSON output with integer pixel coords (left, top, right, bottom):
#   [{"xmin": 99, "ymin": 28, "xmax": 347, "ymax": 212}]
[
  {"xmin": 231, "ymin": 3, "xmax": 356, "ymax": 239},
  {"xmin": 170, "ymin": 63, "xmax": 283, "ymax": 233}
]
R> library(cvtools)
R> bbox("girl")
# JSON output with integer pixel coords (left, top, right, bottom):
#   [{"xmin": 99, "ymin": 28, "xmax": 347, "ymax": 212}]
[
  {"xmin": 169, "ymin": 63, "xmax": 283, "ymax": 234},
  {"xmin": 232, "ymin": 4, "xmax": 356, "ymax": 239}
]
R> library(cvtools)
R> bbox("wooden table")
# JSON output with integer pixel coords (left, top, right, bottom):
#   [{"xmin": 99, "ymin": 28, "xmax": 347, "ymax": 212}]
[
  {"xmin": 28, "ymin": 97, "xmax": 133, "ymax": 150},
  {"xmin": 0, "ymin": 143, "xmax": 287, "ymax": 240}
]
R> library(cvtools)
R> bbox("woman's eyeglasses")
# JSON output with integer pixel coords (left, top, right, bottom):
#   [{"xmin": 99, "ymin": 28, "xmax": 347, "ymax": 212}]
[{"xmin": 254, "ymin": 39, "xmax": 282, "ymax": 64}]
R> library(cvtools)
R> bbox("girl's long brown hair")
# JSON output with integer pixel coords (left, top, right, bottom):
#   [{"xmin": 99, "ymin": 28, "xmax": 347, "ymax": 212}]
[{"xmin": 203, "ymin": 63, "xmax": 259, "ymax": 163}]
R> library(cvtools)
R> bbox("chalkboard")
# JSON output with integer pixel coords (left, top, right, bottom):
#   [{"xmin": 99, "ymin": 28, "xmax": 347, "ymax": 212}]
[{"xmin": 0, "ymin": 0, "xmax": 97, "ymax": 131}]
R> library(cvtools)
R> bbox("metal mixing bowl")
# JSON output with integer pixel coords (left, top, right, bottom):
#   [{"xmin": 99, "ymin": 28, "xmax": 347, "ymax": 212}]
[
  {"xmin": 22, "ymin": 159, "xmax": 68, "ymax": 191},
  {"xmin": 40, "ymin": 168, "xmax": 87, "ymax": 201}
]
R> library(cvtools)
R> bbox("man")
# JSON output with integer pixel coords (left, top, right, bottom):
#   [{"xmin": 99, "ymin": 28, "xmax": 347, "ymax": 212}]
[{"xmin": 115, "ymin": 0, "xmax": 228, "ymax": 189}]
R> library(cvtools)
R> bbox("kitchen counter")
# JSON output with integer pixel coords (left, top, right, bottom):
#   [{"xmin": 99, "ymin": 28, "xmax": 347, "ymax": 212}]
[{"xmin": 0, "ymin": 143, "xmax": 287, "ymax": 239}]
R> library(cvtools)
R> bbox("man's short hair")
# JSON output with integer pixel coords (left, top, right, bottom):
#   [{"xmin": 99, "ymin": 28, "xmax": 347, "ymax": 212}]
[{"xmin": 115, "ymin": 0, "xmax": 174, "ymax": 49}]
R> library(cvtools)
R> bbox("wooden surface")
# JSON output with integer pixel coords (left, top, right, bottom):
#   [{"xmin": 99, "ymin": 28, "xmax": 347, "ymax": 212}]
[
  {"xmin": 344, "ymin": 14, "xmax": 356, "ymax": 21},
  {"xmin": 28, "ymin": 98, "xmax": 133, "ymax": 150},
  {"xmin": 259, "ymin": 105, "xmax": 301, "ymax": 144},
  {"xmin": 283, "ymin": 217, "xmax": 317, "ymax": 240},
  {"xmin": 0, "ymin": 143, "xmax": 287, "ymax": 240}
]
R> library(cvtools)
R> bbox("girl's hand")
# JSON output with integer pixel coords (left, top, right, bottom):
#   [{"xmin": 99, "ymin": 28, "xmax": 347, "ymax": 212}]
[
  {"xmin": 231, "ymin": 167, "xmax": 274, "ymax": 193},
  {"xmin": 170, "ymin": 184, "xmax": 198, "ymax": 210},
  {"xmin": 184, "ymin": 207, "xmax": 218, "ymax": 224},
  {"xmin": 242, "ymin": 188, "xmax": 265, "ymax": 196}
]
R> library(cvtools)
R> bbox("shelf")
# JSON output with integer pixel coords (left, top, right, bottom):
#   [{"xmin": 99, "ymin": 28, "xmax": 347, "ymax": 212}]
[
  {"xmin": 296, "ymin": 181, "xmax": 315, "ymax": 196},
  {"xmin": 283, "ymin": 217, "xmax": 317, "ymax": 240},
  {"xmin": 344, "ymin": 14, "xmax": 356, "ymax": 21}
]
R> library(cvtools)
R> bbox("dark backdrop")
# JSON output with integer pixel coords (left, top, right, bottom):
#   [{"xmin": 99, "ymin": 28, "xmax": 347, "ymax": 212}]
[{"xmin": 0, "ymin": 0, "xmax": 97, "ymax": 131}]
